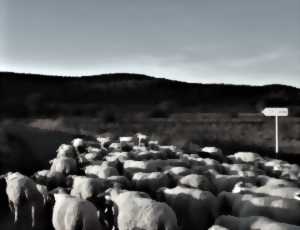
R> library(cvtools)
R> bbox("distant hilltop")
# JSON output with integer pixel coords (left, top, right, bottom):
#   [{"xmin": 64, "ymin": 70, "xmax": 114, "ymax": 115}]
[{"xmin": 0, "ymin": 72, "xmax": 300, "ymax": 117}]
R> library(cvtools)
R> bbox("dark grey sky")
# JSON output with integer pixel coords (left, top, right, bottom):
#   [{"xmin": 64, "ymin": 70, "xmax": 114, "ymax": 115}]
[{"xmin": 0, "ymin": 0, "xmax": 299, "ymax": 86}]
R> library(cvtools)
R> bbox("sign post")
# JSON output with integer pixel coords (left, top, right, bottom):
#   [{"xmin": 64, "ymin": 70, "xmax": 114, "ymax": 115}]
[{"xmin": 262, "ymin": 107, "xmax": 288, "ymax": 155}]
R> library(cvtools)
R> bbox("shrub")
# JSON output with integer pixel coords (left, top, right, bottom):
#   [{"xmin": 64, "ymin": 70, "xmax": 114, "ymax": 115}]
[
  {"xmin": 149, "ymin": 101, "xmax": 175, "ymax": 118},
  {"xmin": 102, "ymin": 109, "xmax": 117, "ymax": 123}
]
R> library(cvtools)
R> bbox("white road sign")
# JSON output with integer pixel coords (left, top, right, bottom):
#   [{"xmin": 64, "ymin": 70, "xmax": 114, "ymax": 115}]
[
  {"xmin": 262, "ymin": 107, "xmax": 288, "ymax": 117},
  {"xmin": 262, "ymin": 107, "xmax": 289, "ymax": 155}
]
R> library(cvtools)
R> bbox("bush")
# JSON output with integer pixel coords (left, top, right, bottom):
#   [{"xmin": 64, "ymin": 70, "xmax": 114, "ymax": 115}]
[
  {"xmin": 149, "ymin": 101, "xmax": 175, "ymax": 118},
  {"xmin": 25, "ymin": 93, "xmax": 44, "ymax": 115},
  {"xmin": 102, "ymin": 109, "xmax": 117, "ymax": 123}
]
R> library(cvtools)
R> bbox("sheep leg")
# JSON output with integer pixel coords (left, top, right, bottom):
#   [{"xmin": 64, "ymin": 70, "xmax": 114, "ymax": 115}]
[
  {"xmin": 8, "ymin": 200, "xmax": 14, "ymax": 213},
  {"xmin": 8, "ymin": 201, "xmax": 18, "ymax": 223},
  {"xmin": 31, "ymin": 205, "xmax": 35, "ymax": 228},
  {"xmin": 14, "ymin": 206, "xmax": 18, "ymax": 224}
]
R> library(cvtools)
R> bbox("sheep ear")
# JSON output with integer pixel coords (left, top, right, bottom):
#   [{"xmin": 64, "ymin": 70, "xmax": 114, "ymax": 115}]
[
  {"xmin": 104, "ymin": 187, "xmax": 113, "ymax": 195},
  {"xmin": 1, "ymin": 172, "xmax": 12, "ymax": 180},
  {"xmin": 49, "ymin": 159, "xmax": 54, "ymax": 165},
  {"xmin": 294, "ymin": 192, "xmax": 300, "ymax": 201},
  {"xmin": 103, "ymin": 190, "xmax": 112, "ymax": 201}
]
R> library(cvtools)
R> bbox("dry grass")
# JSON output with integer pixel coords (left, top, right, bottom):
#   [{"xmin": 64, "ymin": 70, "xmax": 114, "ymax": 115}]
[
  {"xmin": 1, "ymin": 113, "xmax": 299, "ymax": 174},
  {"xmin": 8, "ymin": 113, "xmax": 300, "ymax": 154}
]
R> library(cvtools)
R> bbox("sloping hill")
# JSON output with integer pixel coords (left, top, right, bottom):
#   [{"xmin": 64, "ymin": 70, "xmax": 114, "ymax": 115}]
[{"xmin": 0, "ymin": 72, "xmax": 300, "ymax": 117}]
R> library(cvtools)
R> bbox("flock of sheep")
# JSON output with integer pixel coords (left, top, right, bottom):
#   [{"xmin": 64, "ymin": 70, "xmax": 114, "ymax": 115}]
[{"xmin": 1, "ymin": 133, "xmax": 300, "ymax": 230}]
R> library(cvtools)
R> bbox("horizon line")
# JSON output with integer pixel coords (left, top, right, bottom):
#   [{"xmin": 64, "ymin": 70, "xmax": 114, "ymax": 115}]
[{"xmin": 0, "ymin": 69, "xmax": 299, "ymax": 90}]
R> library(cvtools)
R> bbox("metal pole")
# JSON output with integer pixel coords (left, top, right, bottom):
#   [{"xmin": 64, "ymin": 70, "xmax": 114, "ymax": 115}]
[{"xmin": 275, "ymin": 115, "xmax": 279, "ymax": 155}]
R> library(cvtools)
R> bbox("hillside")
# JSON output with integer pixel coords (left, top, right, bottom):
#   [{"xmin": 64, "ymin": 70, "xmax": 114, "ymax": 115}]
[
  {"xmin": 1, "ymin": 72, "xmax": 300, "ymax": 118},
  {"xmin": 1, "ymin": 72, "xmax": 300, "ymax": 174}
]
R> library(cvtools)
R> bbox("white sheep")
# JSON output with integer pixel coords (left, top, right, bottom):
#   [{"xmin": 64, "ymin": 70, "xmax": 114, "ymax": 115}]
[
  {"xmin": 119, "ymin": 136, "xmax": 133, "ymax": 143},
  {"xmin": 123, "ymin": 159, "xmax": 166, "ymax": 177},
  {"xmin": 56, "ymin": 144, "xmax": 76, "ymax": 158},
  {"xmin": 106, "ymin": 188, "xmax": 179, "ymax": 230},
  {"xmin": 84, "ymin": 163, "xmax": 119, "ymax": 179},
  {"xmin": 136, "ymin": 133, "xmax": 148, "ymax": 146},
  {"xmin": 132, "ymin": 172, "xmax": 172, "ymax": 194},
  {"xmin": 157, "ymin": 186, "xmax": 217, "ymax": 230},
  {"xmin": 52, "ymin": 193, "xmax": 105, "ymax": 230},
  {"xmin": 217, "ymin": 192, "xmax": 300, "ymax": 225},
  {"xmin": 96, "ymin": 136, "xmax": 111, "ymax": 150},
  {"xmin": 68, "ymin": 175, "xmax": 109, "ymax": 200},
  {"xmin": 228, "ymin": 152, "xmax": 263, "ymax": 164},
  {"xmin": 4, "ymin": 172, "xmax": 44, "ymax": 228},
  {"xmin": 71, "ymin": 138, "xmax": 86, "ymax": 154},
  {"xmin": 49, "ymin": 157, "xmax": 77, "ymax": 175},
  {"xmin": 232, "ymin": 181, "xmax": 300, "ymax": 200},
  {"xmin": 36, "ymin": 184, "xmax": 48, "ymax": 205},
  {"xmin": 201, "ymin": 146, "xmax": 224, "ymax": 161},
  {"xmin": 215, "ymin": 215, "xmax": 300, "ymax": 230}
]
